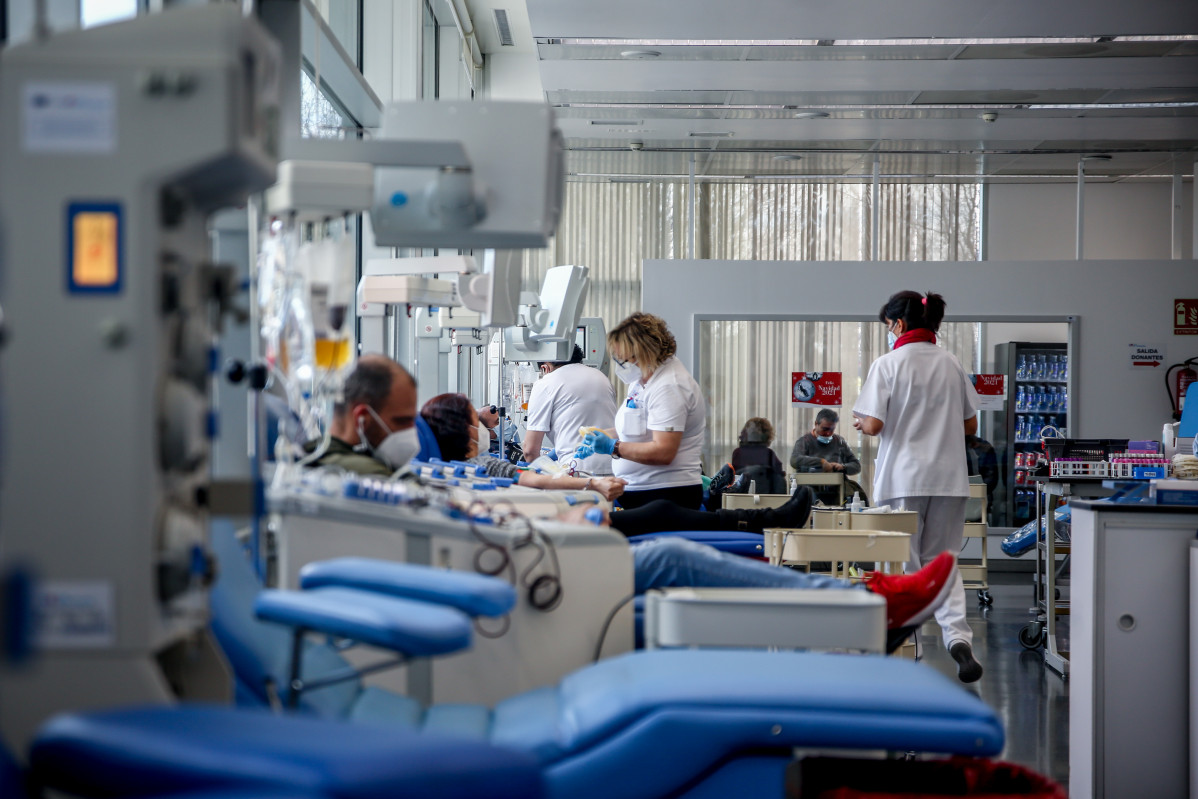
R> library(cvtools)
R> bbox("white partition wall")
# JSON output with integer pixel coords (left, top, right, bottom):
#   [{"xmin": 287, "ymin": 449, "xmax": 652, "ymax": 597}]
[{"xmin": 644, "ymin": 258, "xmax": 1198, "ymax": 444}]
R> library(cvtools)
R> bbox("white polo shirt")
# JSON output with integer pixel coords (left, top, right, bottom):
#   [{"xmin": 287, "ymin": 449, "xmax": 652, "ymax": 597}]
[
  {"xmin": 525, "ymin": 362, "xmax": 618, "ymax": 474},
  {"xmin": 853, "ymin": 341, "xmax": 980, "ymax": 501},
  {"xmin": 613, "ymin": 355, "xmax": 706, "ymax": 491}
]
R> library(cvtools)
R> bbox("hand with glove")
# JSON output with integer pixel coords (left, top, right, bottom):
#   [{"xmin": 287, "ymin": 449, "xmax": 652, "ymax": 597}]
[{"xmin": 576, "ymin": 429, "xmax": 616, "ymax": 460}]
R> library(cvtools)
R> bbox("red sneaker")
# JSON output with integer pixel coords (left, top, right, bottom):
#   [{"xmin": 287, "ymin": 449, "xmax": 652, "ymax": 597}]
[{"xmin": 865, "ymin": 551, "xmax": 957, "ymax": 630}]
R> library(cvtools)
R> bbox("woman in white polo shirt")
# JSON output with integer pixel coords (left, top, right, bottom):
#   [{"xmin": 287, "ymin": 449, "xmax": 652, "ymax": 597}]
[
  {"xmin": 578, "ymin": 312, "xmax": 706, "ymax": 510},
  {"xmin": 852, "ymin": 290, "xmax": 983, "ymax": 684}
]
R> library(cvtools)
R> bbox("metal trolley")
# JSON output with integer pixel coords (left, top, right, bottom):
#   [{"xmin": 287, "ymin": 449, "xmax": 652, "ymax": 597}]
[{"xmin": 960, "ymin": 482, "xmax": 992, "ymax": 606}]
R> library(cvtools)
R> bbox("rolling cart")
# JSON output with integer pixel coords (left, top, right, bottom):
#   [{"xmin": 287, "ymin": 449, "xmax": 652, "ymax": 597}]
[{"xmin": 961, "ymin": 481, "xmax": 992, "ymax": 605}]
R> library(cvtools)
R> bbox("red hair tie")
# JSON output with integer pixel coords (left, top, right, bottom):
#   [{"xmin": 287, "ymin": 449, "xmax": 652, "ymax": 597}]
[{"xmin": 921, "ymin": 297, "xmax": 927, "ymax": 306}]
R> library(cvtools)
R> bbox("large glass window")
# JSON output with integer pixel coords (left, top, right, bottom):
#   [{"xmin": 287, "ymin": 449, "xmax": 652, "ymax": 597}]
[
  {"xmin": 522, "ymin": 179, "xmax": 982, "ymax": 486},
  {"xmin": 300, "ymin": 71, "xmax": 353, "ymax": 139},
  {"xmin": 699, "ymin": 318, "xmax": 980, "ymax": 492},
  {"xmin": 80, "ymin": 0, "xmax": 136, "ymax": 29}
]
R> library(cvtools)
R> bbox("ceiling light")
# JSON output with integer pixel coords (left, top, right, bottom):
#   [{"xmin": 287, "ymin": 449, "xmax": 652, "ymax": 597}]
[
  {"xmin": 772, "ymin": 154, "xmax": 803, "ymax": 161},
  {"xmin": 545, "ymin": 34, "xmax": 1197, "ymax": 47},
  {"xmin": 620, "ymin": 49, "xmax": 661, "ymax": 59},
  {"xmin": 589, "ymin": 119, "xmax": 642, "ymax": 126},
  {"xmin": 1082, "ymin": 153, "xmax": 1113, "ymax": 160},
  {"xmin": 688, "ymin": 131, "xmax": 734, "ymax": 138},
  {"xmin": 790, "ymin": 110, "xmax": 830, "ymax": 119}
]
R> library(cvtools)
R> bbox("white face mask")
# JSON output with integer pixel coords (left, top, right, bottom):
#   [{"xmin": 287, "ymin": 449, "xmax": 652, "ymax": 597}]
[
  {"xmin": 475, "ymin": 423, "xmax": 491, "ymax": 456},
  {"xmin": 887, "ymin": 331, "xmax": 898, "ymax": 350},
  {"xmin": 359, "ymin": 407, "xmax": 420, "ymax": 470},
  {"xmin": 613, "ymin": 358, "xmax": 642, "ymax": 385}
]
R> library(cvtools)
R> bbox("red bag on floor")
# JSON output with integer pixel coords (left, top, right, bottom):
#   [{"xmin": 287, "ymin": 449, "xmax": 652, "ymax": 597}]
[{"xmin": 795, "ymin": 756, "xmax": 1066, "ymax": 799}]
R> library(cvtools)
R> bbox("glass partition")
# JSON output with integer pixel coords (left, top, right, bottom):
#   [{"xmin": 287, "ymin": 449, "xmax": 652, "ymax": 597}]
[{"xmin": 698, "ymin": 318, "xmax": 981, "ymax": 502}]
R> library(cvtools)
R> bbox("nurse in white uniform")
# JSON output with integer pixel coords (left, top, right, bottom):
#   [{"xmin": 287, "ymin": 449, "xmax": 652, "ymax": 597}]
[
  {"xmin": 852, "ymin": 290, "xmax": 984, "ymax": 684},
  {"xmin": 522, "ymin": 345, "xmax": 618, "ymax": 475},
  {"xmin": 577, "ymin": 312, "xmax": 706, "ymax": 510}
]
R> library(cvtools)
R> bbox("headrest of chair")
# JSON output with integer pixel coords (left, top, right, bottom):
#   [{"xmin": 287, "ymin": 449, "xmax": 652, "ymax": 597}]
[{"xmin": 415, "ymin": 416, "xmax": 442, "ymax": 462}]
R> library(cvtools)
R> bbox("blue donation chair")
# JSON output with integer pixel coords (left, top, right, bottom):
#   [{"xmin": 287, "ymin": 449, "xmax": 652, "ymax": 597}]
[{"xmin": 204, "ymin": 521, "xmax": 1005, "ymax": 799}]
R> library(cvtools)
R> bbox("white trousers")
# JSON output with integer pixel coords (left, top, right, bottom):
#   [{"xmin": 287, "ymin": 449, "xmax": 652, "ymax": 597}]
[{"xmin": 879, "ymin": 495, "xmax": 972, "ymax": 649}]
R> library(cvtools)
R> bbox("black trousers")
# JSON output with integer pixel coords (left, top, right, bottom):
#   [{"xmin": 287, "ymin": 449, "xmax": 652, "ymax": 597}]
[{"xmin": 616, "ymin": 484, "xmax": 705, "ymax": 511}]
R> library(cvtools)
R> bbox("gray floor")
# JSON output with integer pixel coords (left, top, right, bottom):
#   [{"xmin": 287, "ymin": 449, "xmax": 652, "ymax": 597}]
[{"xmin": 914, "ymin": 571, "xmax": 1070, "ymax": 789}]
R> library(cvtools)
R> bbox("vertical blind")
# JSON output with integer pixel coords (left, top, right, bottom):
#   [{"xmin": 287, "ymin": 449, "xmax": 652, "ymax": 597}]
[{"xmin": 522, "ymin": 180, "xmax": 981, "ymax": 491}]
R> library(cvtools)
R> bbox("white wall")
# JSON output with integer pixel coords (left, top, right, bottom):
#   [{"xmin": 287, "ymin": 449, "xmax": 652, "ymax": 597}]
[
  {"xmin": 643, "ymin": 258, "xmax": 1198, "ymax": 444},
  {"xmin": 485, "ymin": 53, "xmax": 544, "ymax": 101},
  {"xmin": 989, "ymin": 182, "xmax": 1194, "ymax": 260}
]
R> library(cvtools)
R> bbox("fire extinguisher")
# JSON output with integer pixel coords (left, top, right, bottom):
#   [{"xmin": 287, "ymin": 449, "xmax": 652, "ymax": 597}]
[{"xmin": 1166, "ymin": 357, "xmax": 1198, "ymax": 420}]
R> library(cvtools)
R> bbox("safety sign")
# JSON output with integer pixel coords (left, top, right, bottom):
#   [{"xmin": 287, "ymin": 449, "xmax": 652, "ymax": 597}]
[
  {"xmin": 791, "ymin": 372, "xmax": 842, "ymax": 406},
  {"xmin": 1175, "ymin": 299, "xmax": 1198, "ymax": 335},
  {"xmin": 1129, "ymin": 343, "xmax": 1165, "ymax": 370}
]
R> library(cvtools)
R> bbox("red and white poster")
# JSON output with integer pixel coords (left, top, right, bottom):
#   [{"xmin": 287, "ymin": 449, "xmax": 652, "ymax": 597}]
[
  {"xmin": 1175, "ymin": 299, "xmax": 1198, "ymax": 336},
  {"xmin": 791, "ymin": 372, "xmax": 842, "ymax": 406},
  {"xmin": 969, "ymin": 374, "xmax": 1006, "ymax": 411}
]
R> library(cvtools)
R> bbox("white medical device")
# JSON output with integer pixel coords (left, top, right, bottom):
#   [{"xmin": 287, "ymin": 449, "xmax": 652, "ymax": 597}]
[
  {"xmin": 0, "ymin": 5, "xmax": 279, "ymax": 751},
  {"xmin": 266, "ymin": 102, "xmax": 565, "ymax": 251},
  {"xmin": 505, "ymin": 265, "xmax": 591, "ymax": 362},
  {"xmin": 576, "ymin": 317, "xmax": 610, "ymax": 373}
]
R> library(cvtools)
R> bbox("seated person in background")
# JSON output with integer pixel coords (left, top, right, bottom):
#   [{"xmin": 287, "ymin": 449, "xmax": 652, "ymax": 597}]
[
  {"xmin": 308, "ymin": 363, "xmax": 957, "ymax": 647},
  {"xmin": 790, "ymin": 409, "xmax": 866, "ymax": 505},
  {"xmin": 726, "ymin": 417, "xmax": 787, "ymax": 494},
  {"xmin": 709, "ymin": 417, "xmax": 786, "ymax": 501}
]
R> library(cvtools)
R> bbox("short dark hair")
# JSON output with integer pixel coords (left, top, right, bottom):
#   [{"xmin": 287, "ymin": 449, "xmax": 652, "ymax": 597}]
[
  {"xmin": 815, "ymin": 408, "xmax": 839, "ymax": 426},
  {"xmin": 338, "ymin": 356, "xmax": 413, "ymax": 415},
  {"xmin": 538, "ymin": 344, "xmax": 585, "ymax": 370},
  {"xmin": 420, "ymin": 393, "xmax": 476, "ymax": 460}
]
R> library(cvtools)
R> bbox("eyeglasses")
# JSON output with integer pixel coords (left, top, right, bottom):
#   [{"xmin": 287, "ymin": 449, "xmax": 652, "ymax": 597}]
[{"xmin": 612, "ymin": 354, "xmax": 635, "ymax": 369}]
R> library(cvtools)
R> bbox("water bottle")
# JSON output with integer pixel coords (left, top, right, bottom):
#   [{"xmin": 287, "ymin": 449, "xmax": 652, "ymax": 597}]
[
  {"xmin": 789, "ymin": 476, "xmax": 798, "ymax": 495},
  {"xmin": 850, "ymin": 491, "xmax": 863, "ymax": 513},
  {"xmin": 1060, "ymin": 354, "xmax": 1068, "ymax": 381},
  {"xmin": 1016, "ymin": 355, "xmax": 1027, "ymax": 380},
  {"xmin": 1049, "ymin": 354, "xmax": 1060, "ymax": 381},
  {"xmin": 748, "ymin": 479, "xmax": 757, "ymax": 496},
  {"xmin": 1036, "ymin": 354, "xmax": 1048, "ymax": 379},
  {"xmin": 1016, "ymin": 385, "xmax": 1026, "ymax": 412}
]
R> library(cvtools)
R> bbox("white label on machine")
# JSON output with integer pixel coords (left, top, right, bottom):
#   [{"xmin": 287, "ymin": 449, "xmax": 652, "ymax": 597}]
[
  {"xmin": 23, "ymin": 82, "xmax": 116, "ymax": 153},
  {"xmin": 33, "ymin": 580, "xmax": 116, "ymax": 648}
]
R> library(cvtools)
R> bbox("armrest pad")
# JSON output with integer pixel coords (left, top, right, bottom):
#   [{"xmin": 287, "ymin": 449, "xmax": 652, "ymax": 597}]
[
  {"xmin": 299, "ymin": 558, "xmax": 516, "ymax": 618},
  {"xmin": 254, "ymin": 587, "xmax": 472, "ymax": 657}
]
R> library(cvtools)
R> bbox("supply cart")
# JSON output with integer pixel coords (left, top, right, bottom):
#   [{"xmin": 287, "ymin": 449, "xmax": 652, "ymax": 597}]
[
  {"xmin": 1019, "ymin": 439, "xmax": 1130, "ymax": 677},
  {"xmin": 961, "ymin": 481, "xmax": 992, "ymax": 605}
]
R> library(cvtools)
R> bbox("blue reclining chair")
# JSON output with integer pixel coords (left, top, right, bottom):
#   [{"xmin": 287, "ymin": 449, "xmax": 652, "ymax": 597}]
[{"xmin": 209, "ymin": 521, "xmax": 1005, "ymax": 799}]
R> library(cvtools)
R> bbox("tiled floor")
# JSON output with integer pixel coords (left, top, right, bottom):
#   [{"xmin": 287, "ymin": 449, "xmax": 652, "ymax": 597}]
[{"xmin": 915, "ymin": 571, "xmax": 1070, "ymax": 789}]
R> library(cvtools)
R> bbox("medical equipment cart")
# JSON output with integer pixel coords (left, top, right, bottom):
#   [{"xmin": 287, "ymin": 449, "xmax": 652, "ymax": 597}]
[{"xmin": 961, "ymin": 482, "xmax": 992, "ymax": 605}]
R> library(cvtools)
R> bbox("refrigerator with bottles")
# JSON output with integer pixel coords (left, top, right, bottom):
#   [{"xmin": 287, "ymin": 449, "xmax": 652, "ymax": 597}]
[{"xmin": 992, "ymin": 342, "xmax": 1070, "ymax": 527}]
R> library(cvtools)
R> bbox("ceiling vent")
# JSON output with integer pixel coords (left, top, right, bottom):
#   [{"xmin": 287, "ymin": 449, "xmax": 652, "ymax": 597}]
[{"xmin": 493, "ymin": 9, "xmax": 515, "ymax": 47}]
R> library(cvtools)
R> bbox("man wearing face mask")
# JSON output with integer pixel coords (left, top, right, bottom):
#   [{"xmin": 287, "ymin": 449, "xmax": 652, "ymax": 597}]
[
  {"xmin": 522, "ymin": 345, "xmax": 617, "ymax": 474},
  {"xmin": 303, "ymin": 354, "xmax": 420, "ymax": 476},
  {"xmin": 790, "ymin": 409, "xmax": 862, "ymax": 477}
]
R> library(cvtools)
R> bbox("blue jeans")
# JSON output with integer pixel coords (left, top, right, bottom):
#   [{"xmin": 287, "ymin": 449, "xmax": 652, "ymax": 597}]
[{"xmin": 631, "ymin": 537, "xmax": 866, "ymax": 595}]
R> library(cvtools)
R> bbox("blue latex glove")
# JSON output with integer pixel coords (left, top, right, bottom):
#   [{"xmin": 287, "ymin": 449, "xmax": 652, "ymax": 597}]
[
  {"xmin": 574, "ymin": 444, "xmax": 596, "ymax": 460},
  {"xmin": 583, "ymin": 430, "xmax": 616, "ymax": 456}
]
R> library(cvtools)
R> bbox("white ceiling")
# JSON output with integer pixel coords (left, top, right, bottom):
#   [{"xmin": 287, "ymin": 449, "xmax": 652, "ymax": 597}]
[{"xmin": 466, "ymin": 0, "xmax": 1198, "ymax": 180}]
